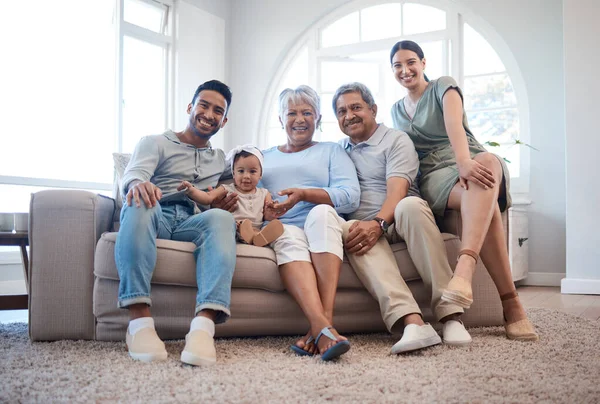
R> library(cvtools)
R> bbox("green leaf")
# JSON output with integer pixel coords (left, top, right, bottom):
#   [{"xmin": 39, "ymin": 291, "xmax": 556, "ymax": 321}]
[
  {"xmin": 484, "ymin": 141, "xmax": 501, "ymax": 147},
  {"xmin": 514, "ymin": 139, "xmax": 540, "ymax": 151}
]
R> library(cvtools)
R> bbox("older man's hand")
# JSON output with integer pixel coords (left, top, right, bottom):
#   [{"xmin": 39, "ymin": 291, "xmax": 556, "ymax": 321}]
[{"xmin": 345, "ymin": 220, "xmax": 383, "ymax": 256}]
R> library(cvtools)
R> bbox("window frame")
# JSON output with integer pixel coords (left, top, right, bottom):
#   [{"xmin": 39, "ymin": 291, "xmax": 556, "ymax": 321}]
[
  {"xmin": 0, "ymin": 0, "xmax": 175, "ymax": 193},
  {"xmin": 257, "ymin": 0, "xmax": 530, "ymax": 195}
]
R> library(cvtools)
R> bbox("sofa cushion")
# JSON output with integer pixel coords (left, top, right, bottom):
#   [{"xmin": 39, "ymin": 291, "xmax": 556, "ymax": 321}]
[{"xmin": 95, "ymin": 232, "xmax": 460, "ymax": 293}]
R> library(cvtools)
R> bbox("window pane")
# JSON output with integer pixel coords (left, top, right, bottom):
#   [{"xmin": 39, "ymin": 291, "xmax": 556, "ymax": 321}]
[
  {"xmin": 0, "ymin": 184, "xmax": 111, "ymax": 214},
  {"xmin": 0, "ymin": 0, "xmax": 115, "ymax": 185},
  {"xmin": 464, "ymin": 73, "xmax": 517, "ymax": 110},
  {"xmin": 464, "ymin": 23, "xmax": 505, "ymax": 76},
  {"xmin": 321, "ymin": 12, "xmax": 359, "ymax": 48},
  {"xmin": 280, "ymin": 46, "xmax": 309, "ymax": 90},
  {"xmin": 361, "ymin": 4, "xmax": 401, "ymax": 42},
  {"xmin": 403, "ymin": 3, "xmax": 446, "ymax": 35},
  {"xmin": 122, "ymin": 36, "xmax": 167, "ymax": 153},
  {"xmin": 124, "ymin": 0, "xmax": 168, "ymax": 33},
  {"xmin": 320, "ymin": 61, "xmax": 379, "ymax": 93},
  {"xmin": 319, "ymin": 123, "xmax": 345, "ymax": 143},
  {"xmin": 419, "ymin": 40, "xmax": 444, "ymax": 80},
  {"xmin": 467, "ymin": 108, "xmax": 520, "ymax": 176}
]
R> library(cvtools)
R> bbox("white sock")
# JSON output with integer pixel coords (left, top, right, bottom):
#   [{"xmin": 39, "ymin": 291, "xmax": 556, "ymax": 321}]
[
  {"xmin": 190, "ymin": 316, "xmax": 215, "ymax": 337},
  {"xmin": 128, "ymin": 317, "xmax": 155, "ymax": 335}
]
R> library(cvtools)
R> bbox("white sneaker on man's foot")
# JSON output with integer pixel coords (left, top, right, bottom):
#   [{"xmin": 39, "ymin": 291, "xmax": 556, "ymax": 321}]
[
  {"xmin": 391, "ymin": 323, "xmax": 442, "ymax": 354},
  {"xmin": 180, "ymin": 330, "xmax": 216, "ymax": 366},
  {"xmin": 126, "ymin": 327, "xmax": 168, "ymax": 362},
  {"xmin": 442, "ymin": 320, "xmax": 472, "ymax": 346}
]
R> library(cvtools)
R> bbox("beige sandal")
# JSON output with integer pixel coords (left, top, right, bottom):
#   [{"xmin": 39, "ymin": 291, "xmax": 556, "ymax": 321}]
[
  {"xmin": 501, "ymin": 291, "xmax": 539, "ymax": 341},
  {"xmin": 441, "ymin": 249, "xmax": 478, "ymax": 309},
  {"xmin": 253, "ymin": 219, "xmax": 284, "ymax": 247},
  {"xmin": 238, "ymin": 219, "xmax": 255, "ymax": 244}
]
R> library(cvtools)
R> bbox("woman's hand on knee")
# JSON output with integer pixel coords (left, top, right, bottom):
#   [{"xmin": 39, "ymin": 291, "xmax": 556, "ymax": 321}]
[
  {"xmin": 457, "ymin": 158, "xmax": 495, "ymax": 190},
  {"xmin": 344, "ymin": 220, "xmax": 382, "ymax": 256}
]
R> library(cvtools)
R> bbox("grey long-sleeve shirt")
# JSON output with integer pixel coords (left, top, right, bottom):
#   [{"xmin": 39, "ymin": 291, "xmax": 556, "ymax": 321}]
[{"xmin": 121, "ymin": 130, "xmax": 226, "ymax": 209}]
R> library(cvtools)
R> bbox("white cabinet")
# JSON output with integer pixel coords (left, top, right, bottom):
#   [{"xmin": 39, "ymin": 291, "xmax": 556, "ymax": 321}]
[{"xmin": 508, "ymin": 206, "xmax": 529, "ymax": 281}]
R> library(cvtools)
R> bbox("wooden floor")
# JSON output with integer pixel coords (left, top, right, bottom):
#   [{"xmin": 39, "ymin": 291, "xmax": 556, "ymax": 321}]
[
  {"xmin": 1, "ymin": 286, "xmax": 599, "ymax": 324},
  {"xmin": 518, "ymin": 286, "xmax": 600, "ymax": 321}
]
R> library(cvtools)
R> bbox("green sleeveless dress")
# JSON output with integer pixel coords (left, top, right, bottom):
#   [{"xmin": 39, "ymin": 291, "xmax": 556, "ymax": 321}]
[{"xmin": 391, "ymin": 76, "xmax": 511, "ymax": 217}]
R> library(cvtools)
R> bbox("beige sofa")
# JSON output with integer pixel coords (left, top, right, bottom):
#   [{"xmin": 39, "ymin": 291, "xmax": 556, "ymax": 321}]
[{"xmin": 28, "ymin": 190, "xmax": 503, "ymax": 341}]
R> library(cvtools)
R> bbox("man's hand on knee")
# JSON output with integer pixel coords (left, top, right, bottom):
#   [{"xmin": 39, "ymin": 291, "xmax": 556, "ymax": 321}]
[
  {"xmin": 126, "ymin": 181, "xmax": 162, "ymax": 208},
  {"xmin": 344, "ymin": 220, "xmax": 382, "ymax": 256}
]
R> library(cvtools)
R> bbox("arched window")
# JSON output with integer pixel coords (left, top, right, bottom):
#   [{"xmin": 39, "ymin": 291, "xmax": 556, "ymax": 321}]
[{"xmin": 259, "ymin": 0, "xmax": 529, "ymax": 193}]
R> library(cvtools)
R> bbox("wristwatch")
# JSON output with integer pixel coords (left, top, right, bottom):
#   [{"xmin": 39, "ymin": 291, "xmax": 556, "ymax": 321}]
[{"xmin": 373, "ymin": 217, "xmax": 390, "ymax": 232}]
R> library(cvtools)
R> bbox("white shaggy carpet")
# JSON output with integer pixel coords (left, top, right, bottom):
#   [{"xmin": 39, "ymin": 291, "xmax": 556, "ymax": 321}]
[{"xmin": 1, "ymin": 308, "xmax": 599, "ymax": 403}]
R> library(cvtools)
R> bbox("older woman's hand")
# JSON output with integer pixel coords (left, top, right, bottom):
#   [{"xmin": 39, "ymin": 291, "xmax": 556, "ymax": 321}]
[{"xmin": 271, "ymin": 188, "xmax": 306, "ymax": 213}]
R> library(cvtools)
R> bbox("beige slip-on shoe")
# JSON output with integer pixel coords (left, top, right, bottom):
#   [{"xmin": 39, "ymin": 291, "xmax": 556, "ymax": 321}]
[
  {"xmin": 442, "ymin": 320, "xmax": 472, "ymax": 346},
  {"xmin": 391, "ymin": 323, "xmax": 442, "ymax": 354},
  {"xmin": 126, "ymin": 327, "xmax": 168, "ymax": 362},
  {"xmin": 180, "ymin": 330, "xmax": 217, "ymax": 366}
]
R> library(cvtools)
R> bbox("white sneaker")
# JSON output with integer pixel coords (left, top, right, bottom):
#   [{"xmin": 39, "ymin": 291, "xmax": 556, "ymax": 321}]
[
  {"xmin": 126, "ymin": 327, "xmax": 168, "ymax": 362},
  {"xmin": 442, "ymin": 320, "xmax": 472, "ymax": 346},
  {"xmin": 180, "ymin": 330, "xmax": 217, "ymax": 366},
  {"xmin": 391, "ymin": 323, "xmax": 442, "ymax": 354}
]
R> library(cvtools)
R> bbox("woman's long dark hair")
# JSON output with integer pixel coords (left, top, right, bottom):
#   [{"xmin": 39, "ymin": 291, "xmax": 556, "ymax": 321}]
[{"xmin": 389, "ymin": 40, "xmax": 430, "ymax": 82}]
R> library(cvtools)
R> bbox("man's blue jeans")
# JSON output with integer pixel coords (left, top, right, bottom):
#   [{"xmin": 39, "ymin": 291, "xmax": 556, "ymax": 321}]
[{"xmin": 115, "ymin": 202, "xmax": 236, "ymax": 324}]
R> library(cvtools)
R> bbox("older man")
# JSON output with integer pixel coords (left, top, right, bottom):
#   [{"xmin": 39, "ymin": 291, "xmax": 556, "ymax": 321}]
[{"xmin": 333, "ymin": 82, "xmax": 472, "ymax": 353}]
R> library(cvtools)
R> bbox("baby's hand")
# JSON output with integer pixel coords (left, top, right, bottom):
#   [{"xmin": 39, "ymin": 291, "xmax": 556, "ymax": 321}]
[
  {"xmin": 177, "ymin": 181, "xmax": 193, "ymax": 192},
  {"xmin": 264, "ymin": 199, "xmax": 283, "ymax": 221}
]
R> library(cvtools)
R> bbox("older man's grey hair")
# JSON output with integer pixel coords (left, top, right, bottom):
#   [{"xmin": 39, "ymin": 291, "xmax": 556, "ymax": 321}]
[
  {"xmin": 278, "ymin": 85, "xmax": 321, "ymax": 121},
  {"xmin": 331, "ymin": 82, "xmax": 376, "ymax": 114}
]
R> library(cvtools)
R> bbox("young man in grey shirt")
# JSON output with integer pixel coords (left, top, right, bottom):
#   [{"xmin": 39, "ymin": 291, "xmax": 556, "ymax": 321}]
[
  {"xmin": 333, "ymin": 82, "xmax": 472, "ymax": 353},
  {"xmin": 116, "ymin": 80, "xmax": 236, "ymax": 366}
]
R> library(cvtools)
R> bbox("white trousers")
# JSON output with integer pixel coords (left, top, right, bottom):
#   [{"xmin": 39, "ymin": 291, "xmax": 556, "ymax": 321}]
[{"xmin": 269, "ymin": 205, "xmax": 344, "ymax": 265}]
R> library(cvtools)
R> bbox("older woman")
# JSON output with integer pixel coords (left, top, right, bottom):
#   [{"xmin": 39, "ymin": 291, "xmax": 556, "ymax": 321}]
[
  {"xmin": 258, "ymin": 85, "xmax": 360, "ymax": 360},
  {"xmin": 389, "ymin": 40, "xmax": 537, "ymax": 341}
]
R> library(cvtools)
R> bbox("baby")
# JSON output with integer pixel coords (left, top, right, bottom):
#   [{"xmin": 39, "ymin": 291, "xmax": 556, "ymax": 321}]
[{"xmin": 178, "ymin": 144, "xmax": 283, "ymax": 247}]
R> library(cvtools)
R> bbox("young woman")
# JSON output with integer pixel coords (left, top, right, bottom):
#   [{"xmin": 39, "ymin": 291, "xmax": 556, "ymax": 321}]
[{"xmin": 389, "ymin": 40, "xmax": 537, "ymax": 341}]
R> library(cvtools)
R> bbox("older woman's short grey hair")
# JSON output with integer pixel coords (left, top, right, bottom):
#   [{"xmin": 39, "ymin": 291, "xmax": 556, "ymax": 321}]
[
  {"xmin": 278, "ymin": 85, "xmax": 321, "ymax": 120},
  {"xmin": 331, "ymin": 82, "xmax": 376, "ymax": 114}
]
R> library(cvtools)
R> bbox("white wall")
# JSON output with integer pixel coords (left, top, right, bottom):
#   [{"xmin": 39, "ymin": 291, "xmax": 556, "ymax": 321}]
[
  {"xmin": 174, "ymin": 0, "xmax": 229, "ymax": 150},
  {"xmin": 562, "ymin": 0, "xmax": 600, "ymax": 294},
  {"xmin": 228, "ymin": 0, "xmax": 567, "ymax": 277}
]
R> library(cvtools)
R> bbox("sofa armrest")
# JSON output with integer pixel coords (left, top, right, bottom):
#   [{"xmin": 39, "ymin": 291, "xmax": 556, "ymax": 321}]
[{"xmin": 29, "ymin": 190, "xmax": 115, "ymax": 341}]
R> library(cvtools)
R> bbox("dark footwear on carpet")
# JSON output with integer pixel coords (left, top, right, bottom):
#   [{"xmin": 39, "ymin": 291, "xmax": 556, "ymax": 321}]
[
  {"xmin": 315, "ymin": 326, "xmax": 350, "ymax": 361},
  {"xmin": 253, "ymin": 219, "xmax": 284, "ymax": 247},
  {"xmin": 501, "ymin": 291, "xmax": 539, "ymax": 341},
  {"xmin": 391, "ymin": 323, "xmax": 442, "ymax": 354},
  {"xmin": 238, "ymin": 219, "xmax": 255, "ymax": 244},
  {"xmin": 290, "ymin": 336, "xmax": 315, "ymax": 357},
  {"xmin": 442, "ymin": 275, "xmax": 473, "ymax": 309}
]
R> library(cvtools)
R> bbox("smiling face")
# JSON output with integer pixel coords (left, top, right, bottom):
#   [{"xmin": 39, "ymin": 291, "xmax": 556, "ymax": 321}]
[
  {"xmin": 335, "ymin": 91, "xmax": 378, "ymax": 143},
  {"xmin": 391, "ymin": 49, "xmax": 427, "ymax": 91},
  {"xmin": 186, "ymin": 90, "xmax": 228, "ymax": 140},
  {"xmin": 233, "ymin": 154, "xmax": 262, "ymax": 193},
  {"xmin": 280, "ymin": 101, "xmax": 320, "ymax": 149}
]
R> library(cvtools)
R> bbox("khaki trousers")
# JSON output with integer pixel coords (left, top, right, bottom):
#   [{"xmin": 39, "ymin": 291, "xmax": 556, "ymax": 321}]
[{"xmin": 342, "ymin": 197, "xmax": 463, "ymax": 332}]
